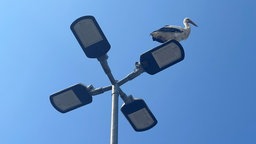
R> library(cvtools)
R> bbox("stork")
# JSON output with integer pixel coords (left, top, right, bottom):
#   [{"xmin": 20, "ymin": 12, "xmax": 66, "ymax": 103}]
[{"xmin": 150, "ymin": 18, "xmax": 198, "ymax": 43}]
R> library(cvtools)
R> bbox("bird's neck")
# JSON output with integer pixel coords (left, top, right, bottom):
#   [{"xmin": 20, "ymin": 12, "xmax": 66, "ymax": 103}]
[
  {"xmin": 184, "ymin": 23, "xmax": 191, "ymax": 36},
  {"xmin": 184, "ymin": 22, "xmax": 190, "ymax": 29}
]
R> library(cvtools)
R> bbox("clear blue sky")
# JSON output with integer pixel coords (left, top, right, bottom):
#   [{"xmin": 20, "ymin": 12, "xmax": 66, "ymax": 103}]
[{"xmin": 1, "ymin": 0, "xmax": 255, "ymax": 144}]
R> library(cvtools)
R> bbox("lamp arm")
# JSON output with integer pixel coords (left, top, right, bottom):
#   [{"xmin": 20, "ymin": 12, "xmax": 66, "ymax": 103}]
[
  {"xmin": 117, "ymin": 62, "xmax": 144, "ymax": 86},
  {"xmin": 97, "ymin": 54, "xmax": 116, "ymax": 84},
  {"xmin": 89, "ymin": 85, "xmax": 112, "ymax": 96}
]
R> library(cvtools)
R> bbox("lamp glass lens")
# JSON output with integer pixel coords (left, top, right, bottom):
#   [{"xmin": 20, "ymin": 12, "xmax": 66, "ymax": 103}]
[
  {"xmin": 152, "ymin": 42, "xmax": 182, "ymax": 68},
  {"xmin": 73, "ymin": 19, "xmax": 103, "ymax": 48},
  {"xmin": 52, "ymin": 90, "xmax": 82, "ymax": 111},
  {"xmin": 127, "ymin": 108, "xmax": 155, "ymax": 130}
]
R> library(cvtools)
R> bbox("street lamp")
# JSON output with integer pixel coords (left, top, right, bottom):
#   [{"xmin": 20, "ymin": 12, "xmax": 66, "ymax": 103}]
[
  {"xmin": 70, "ymin": 16, "xmax": 110, "ymax": 58},
  {"xmin": 140, "ymin": 40, "xmax": 185, "ymax": 75},
  {"xmin": 50, "ymin": 84, "xmax": 92, "ymax": 113},
  {"xmin": 50, "ymin": 15, "xmax": 185, "ymax": 144},
  {"xmin": 121, "ymin": 97, "xmax": 157, "ymax": 132}
]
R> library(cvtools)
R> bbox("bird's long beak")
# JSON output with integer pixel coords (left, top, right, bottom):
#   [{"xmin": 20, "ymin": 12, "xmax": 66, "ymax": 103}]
[{"xmin": 189, "ymin": 20, "xmax": 198, "ymax": 27}]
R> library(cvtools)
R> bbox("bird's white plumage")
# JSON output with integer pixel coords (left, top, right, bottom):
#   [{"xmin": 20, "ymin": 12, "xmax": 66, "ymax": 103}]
[{"xmin": 151, "ymin": 18, "xmax": 197, "ymax": 43}]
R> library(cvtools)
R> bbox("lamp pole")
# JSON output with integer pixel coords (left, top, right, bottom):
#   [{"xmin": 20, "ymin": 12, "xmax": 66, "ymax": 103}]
[
  {"xmin": 97, "ymin": 55, "xmax": 142, "ymax": 144},
  {"xmin": 110, "ymin": 84, "xmax": 119, "ymax": 144},
  {"xmin": 97, "ymin": 55, "xmax": 120, "ymax": 144}
]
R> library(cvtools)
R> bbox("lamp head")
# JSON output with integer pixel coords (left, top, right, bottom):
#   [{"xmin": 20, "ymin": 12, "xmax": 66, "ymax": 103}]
[
  {"xmin": 140, "ymin": 40, "xmax": 185, "ymax": 75},
  {"xmin": 50, "ymin": 84, "xmax": 92, "ymax": 113},
  {"xmin": 71, "ymin": 16, "xmax": 111, "ymax": 58},
  {"xmin": 121, "ymin": 98, "xmax": 157, "ymax": 132}
]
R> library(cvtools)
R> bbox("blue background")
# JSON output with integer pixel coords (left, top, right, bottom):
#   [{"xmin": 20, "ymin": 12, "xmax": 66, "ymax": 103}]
[{"xmin": 1, "ymin": 0, "xmax": 255, "ymax": 143}]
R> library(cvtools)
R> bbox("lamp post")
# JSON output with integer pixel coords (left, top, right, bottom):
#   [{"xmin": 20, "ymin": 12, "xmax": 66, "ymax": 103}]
[{"xmin": 50, "ymin": 15, "xmax": 185, "ymax": 144}]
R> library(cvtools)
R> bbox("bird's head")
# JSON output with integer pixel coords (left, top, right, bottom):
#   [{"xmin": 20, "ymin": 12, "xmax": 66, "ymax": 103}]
[{"xmin": 184, "ymin": 18, "xmax": 198, "ymax": 27}]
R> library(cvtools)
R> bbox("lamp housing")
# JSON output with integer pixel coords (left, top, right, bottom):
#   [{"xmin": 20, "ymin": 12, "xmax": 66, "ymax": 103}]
[
  {"xmin": 121, "ymin": 98, "xmax": 157, "ymax": 132},
  {"xmin": 71, "ymin": 16, "xmax": 110, "ymax": 58},
  {"xmin": 50, "ymin": 83, "xmax": 92, "ymax": 113},
  {"xmin": 140, "ymin": 40, "xmax": 184, "ymax": 75}
]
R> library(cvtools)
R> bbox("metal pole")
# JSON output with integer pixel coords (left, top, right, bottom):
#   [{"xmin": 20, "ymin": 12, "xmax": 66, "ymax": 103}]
[
  {"xmin": 110, "ymin": 84, "xmax": 119, "ymax": 144},
  {"xmin": 97, "ymin": 55, "xmax": 119, "ymax": 144}
]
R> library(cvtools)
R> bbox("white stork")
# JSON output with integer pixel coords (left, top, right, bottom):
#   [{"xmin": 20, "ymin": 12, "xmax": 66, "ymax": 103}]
[{"xmin": 150, "ymin": 18, "xmax": 198, "ymax": 43}]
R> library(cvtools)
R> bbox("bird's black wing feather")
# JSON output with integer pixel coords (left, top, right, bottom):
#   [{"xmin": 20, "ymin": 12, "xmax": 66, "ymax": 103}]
[{"xmin": 158, "ymin": 27, "xmax": 183, "ymax": 33}]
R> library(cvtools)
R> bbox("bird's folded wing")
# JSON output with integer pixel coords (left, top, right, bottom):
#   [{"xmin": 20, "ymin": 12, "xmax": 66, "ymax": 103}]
[{"xmin": 158, "ymin": 26, "xmax": 183, "ymax": 33}]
